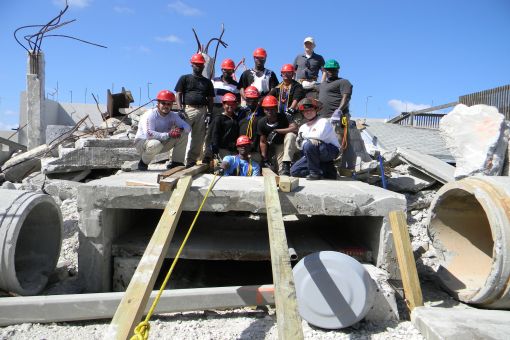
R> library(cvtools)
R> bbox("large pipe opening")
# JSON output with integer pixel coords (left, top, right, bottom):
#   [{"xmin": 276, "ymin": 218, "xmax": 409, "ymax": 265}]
[
  {"xmin": 430, "ymin": 188, "xmax": 494, "ymax": 300},
  {"xmin": 15, "ymin": 200, "xmax": 62, "ymax": 294}
]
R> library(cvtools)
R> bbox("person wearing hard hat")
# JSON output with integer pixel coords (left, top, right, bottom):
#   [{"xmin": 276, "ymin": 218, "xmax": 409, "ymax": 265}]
[
  {"xmin": 269, "ymin": 64, "xmax": 305, "ymax": 123},
  {"xmin": 293, "ymin": 37, "xmax": 325, "ymax": 96},
  {"xmin": 238, "ymin": 48, "xmax": 279, "ymax": 100},
  {"xmin": 216, "ymin": 135, "xmax": 261, "ymax": 177},
  {"xmin": 237, "ymin": 86, "xmax": 264, "ymax": 162},
  {"xmin": 257, "ymin": 95, "xmax": 298, "ymax": 176},
  {"xmin": 134, "ymin": 90, "xmax": 191, "ymax": 171},
  {"xmin": 291, "ymin": 98, "xmax": 339, "ymax": 180},
  {"xmin": 174, "ymin": 53, "xmax": 215, "ymax": 168},
  {"xmin": 212, "ymin": 58, "xmax": 240, "ymax": 116},
  {"xmin": 209, "ymin": 93, "xmax": 240, "ymax": 159},
  {"xmin": 318, "ymin": 59, "xmax": 353, "ymax": 119}
]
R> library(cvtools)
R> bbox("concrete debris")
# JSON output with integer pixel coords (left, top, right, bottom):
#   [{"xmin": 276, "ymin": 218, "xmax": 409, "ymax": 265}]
[
  {"xmin": 440, "ymin": 104, "xmax": 509, "ymax": 179},
  {"xmin": 387, "ymin": 166, "xmax": 436, "ymax": 193},
  {"xmin": 1, "ymin": 181, "xmax": 17, "ymax": 190},
  {"xmin": 396, "ymin": 147, "xmax": 455, "ymax": 184},
  {"xmin": 100, "ymin": 118, "xmax": 130, "ymax": 134},
  {"xmin": 1, "ymin": 144, "xmax": 50, "ymax": 182},
  {"xmin": 45, "ymin": 125, "xmax": 74, "ymax": 147}
]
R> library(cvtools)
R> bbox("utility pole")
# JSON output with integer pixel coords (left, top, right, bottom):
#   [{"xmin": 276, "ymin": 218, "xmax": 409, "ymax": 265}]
[
  {"xmin": 147, "ymin": 82, "xmax": 152, "ymax": 101},
  {"xmin": 85, "ymin": 88, "xmax": 88, "ymax": 104},
  {"xmin": 70, "ymin": 90, "xmax": 73, "ymax": 103},
  {"xmin": 365, "ymin": 96, "xmax": 372, "ymax": 118}
]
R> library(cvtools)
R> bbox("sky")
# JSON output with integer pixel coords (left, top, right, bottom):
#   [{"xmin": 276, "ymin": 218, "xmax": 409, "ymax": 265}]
[{"xmin": 0, "ymin": 0, "xmax": 509, "ymax": 131}]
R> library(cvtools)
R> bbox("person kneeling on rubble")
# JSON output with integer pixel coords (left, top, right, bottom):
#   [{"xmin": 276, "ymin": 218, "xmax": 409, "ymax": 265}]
[
  {"xmin": 134, "ymin": 90, "xmax": 191, "ymax": 171},
  {"xmin": 216, "ymin": 135, "xmax": 261, "ymax": 176},
  {"xmin": 290, "ymin": 98, "xmax": 339, "ymax": 180}
]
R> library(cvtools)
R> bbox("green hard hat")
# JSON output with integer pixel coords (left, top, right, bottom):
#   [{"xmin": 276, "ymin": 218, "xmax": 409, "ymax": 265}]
[{"xmin": 324, "ymin": 59, "xmax": 340, "ymax": 69}]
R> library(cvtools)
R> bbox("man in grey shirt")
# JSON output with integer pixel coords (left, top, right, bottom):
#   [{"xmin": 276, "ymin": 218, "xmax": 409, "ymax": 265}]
[{"xmin": 318, "ymin": 59, "xmax": 353, "ymax": 119}]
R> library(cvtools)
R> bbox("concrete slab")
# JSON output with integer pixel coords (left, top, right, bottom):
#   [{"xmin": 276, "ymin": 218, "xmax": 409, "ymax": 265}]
[
  {"xmin": 397, "ymin": 147, "xmax": 455, "ymax": 184},
  {"xmin": 75, "ymin": 138, "xmax": 134, "ymax": 149},
  {"xmin": 77, "ymin": 172, "xmax": 406, "ymax": 292},
  {"xmin": 412, "ymin": 306, "xmax": 510, "ymax": 340}
]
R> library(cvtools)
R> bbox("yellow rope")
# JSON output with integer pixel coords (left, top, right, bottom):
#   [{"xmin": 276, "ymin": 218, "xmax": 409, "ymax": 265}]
[{"xmin": 131, "ymin": 174, "xmax": 219, "ymax": 340}]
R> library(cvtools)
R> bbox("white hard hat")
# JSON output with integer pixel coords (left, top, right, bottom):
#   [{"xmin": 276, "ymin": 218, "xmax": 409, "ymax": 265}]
[{"xmin": 303, "ymin": 37, "xmax": 315, "ymax": 44}]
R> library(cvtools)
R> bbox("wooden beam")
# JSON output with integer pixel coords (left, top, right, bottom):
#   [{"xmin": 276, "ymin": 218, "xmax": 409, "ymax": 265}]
[
  {"xmin": 388, "ymin": 210, "xmax": 423, "ymax": 311},
  {"xmin": 262, "ymin": 167, "xmax": 280, "ymax": 185},
  {"xmin": 0, "ymin": 285, "xmax": 275, "ymax": 327},
  {"xmin": 125, "ymin": 180, "xmax": 159, "ymax": 187},
  {"xmin": 156, "ymin": 165, "xmax": 185, "ymax": 183},
  {"xmin": 264, "ymin": 176, "xmax": 304, "ymax": 340},
  {"xmin": 108, "ymin": 176, "xmax": 193, "ymax": 340},
  {"xmin": 159, "ymin": 164, "xmax": 209, "ymax": 192},
  {"xmin": 278, "ymin": 176, "xmax": 299, "ymax": 193}
]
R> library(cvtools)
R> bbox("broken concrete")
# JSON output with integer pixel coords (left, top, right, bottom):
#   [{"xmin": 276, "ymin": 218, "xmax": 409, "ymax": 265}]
[
  {"xmin": 412, "ymin": 306, "xmax": 510, "ymax": 340},
  {"xmin": 75, "ymin": 138, "xmax": 134, "ymax": 149},
  {"xmin": 440, "ymin": 104, "xmax": 509, "ymax": 179},
  {"xmin": 1, "ymin": 144, "xmax": 51, "ymax": 182},
  {"xmin": 396, "ymin": 147, "xmax": 455, "ymax": 184},
  {"xmin": 387, "ymin": 166, "xmax": 436, "ymax": 193},
  {"xmin": 77, "ymin": 171, "xmax": 406, "ymax": 292}
]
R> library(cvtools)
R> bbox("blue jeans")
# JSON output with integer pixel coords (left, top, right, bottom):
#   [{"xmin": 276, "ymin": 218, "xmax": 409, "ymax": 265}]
[{"xmin": 290, "ymin": 141, "xmax": 339, "ymax": 177}]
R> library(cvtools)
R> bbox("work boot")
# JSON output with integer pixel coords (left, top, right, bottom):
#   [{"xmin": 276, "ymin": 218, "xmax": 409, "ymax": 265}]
[
  {"xmin": 281, "ymin": 161, "xmax": 291, "ymax": 176},
  {"xmin": 167, "ymin": 161, "xmax": 184, "ymax": 170},
  {"xmin": 137, "ymin": 159, "xmax": 148, "ymax": 171},
  {"xmin": 306, "ymin": 172, "xmax": 322, "ymax": 180},
  {"xmin": 185, "ymin": 162, "xmax": 196, "ymax": 169}
]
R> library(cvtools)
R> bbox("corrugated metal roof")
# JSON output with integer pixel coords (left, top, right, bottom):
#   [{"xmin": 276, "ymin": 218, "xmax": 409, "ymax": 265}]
[{"xmin": 363, "ymin": 121, "xmax": 454, "ymax": 162}]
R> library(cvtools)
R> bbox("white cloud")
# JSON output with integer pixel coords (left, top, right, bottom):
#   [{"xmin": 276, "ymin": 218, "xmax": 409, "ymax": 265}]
[
  {"xmin": 123, "ymin": 45, "xmax": 151, "ymax": 54},
  {"xmin": 155, "ymin": 35, "xmax": 182, "ymax": 43},
  {"xmin": 3, "ymin": 109, "xmax": 17, "ymax": 116},
  {"xmin": 113, "ymin": 6, "xmax": 134, "ymax": 14},
  {"xmin": 168, "ymin": 1, "xmax": 203, "ymax": 16},
  {"xmin": 388, "ymin": 99, "xmax": 430, "ymax": 113},
  {"xmin": 53, "ymin": 0, "xmax": 92, "ymax": 9}
]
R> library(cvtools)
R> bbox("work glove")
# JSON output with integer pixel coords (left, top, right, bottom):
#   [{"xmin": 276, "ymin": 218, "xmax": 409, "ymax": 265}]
[
  {"xmin": 214, "ymin": 167, "xmax": 225, "ymax": 176},
  {"xmin": 308, "ymin": 138, "xmax": 321, "ymax": 147},
  {"xmin": 296, "ymin": 132, "xmax": 304, "ymax": 149},
  {"xmin": 262, "ymin": 159, "xmax": 272, "ymax": 168},
  {"xmin": 330, "ymin": 108, "xmax": 342, "ymax": 126},
  {"xmin": 204, "ymin": 112, "xmax": 212, "ymax": 126},
  {"xmin": 169, "ymin": 127, "xmax": 182, "ymax": 139},
  {"xmin": 267, "ymin": 130, "xmax": 278, "ymax": 145},
  {"xmin": 285, "ymin": 108, "xmax": 297, "ymax": 122},
  {"xmin": 177, "ymin": 109, "xmax": 188, "ymax": 120},
  {"xmin": 210, "ymin": 144, "xmax": 219, "ymax": 155}
]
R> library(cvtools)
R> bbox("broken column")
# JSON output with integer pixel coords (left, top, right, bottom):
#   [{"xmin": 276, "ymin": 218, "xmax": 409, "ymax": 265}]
[
  {"xmin": 0, "ymin": 189, "xmax": 62, "ymax": 295},
  {"xmin": 26, "ymin": 51, "xmax": 46, "ymax": 149}
]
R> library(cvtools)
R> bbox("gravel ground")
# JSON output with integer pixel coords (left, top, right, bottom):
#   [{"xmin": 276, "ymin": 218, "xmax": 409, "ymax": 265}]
[{"xmin": 0, "ymin": 174, "xmax": 436, "ymax": 339}]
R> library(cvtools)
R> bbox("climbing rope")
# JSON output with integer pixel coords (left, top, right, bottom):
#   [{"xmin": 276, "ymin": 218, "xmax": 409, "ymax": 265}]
[
  {"xmin": 341, "ymin": 115, "xmax": 349, "ymax": 150},
  {"xmin": 131, "ymin": 173, "xmax": 220, "ymax": 340}
]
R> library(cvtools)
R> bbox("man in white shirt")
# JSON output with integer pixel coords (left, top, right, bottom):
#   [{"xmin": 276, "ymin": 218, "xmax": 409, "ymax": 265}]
[
  {"xmin": 134, "ymin": 90, "xmax": 191, "ymax": 170},
  {"xmin": 290, "ymin": 98, "xmax": 340, "ymax": 180}
]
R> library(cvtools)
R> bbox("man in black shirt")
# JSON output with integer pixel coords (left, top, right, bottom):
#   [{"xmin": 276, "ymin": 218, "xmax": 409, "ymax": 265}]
[
  {"xmin": 269, "ymin": 64, "xmax": 305, "ymax": 124},
  {"xmin": 238, "ymin": 48, "xmax": 279, "ymax": 100},
  {"xmin": 210, "ymin": 93, "xmax": 240, "ymax": 159},
  {"xmin": 257, "ymin": 95, "xmax": 298, "ymax": 175},
  {"xmin": 237, "ymin": 86, "xmax": 264, "ymax": 162},
  {"xmin": 293, "ymin": 37, "xmax": 325, "ymax": 98},
  {"xmin": 318, "ymin": 59, "xmax": 353, "ymax": 119},
  {"xmin": 175, "ymin": 53, "xmax": 215, "ymax": 167}
]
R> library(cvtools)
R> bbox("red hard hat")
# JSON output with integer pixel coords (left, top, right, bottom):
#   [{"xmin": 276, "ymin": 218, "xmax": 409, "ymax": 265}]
[
  {"xmin": 221, "ymin": 58, "xmax": 235, "ymax": 70},
  {"xmin": 156, "ymin": 90, "xmax": 176, "ymax": 102},
  {"xmin": 222, "ymin": 93, "xmax": 237, "ymax": 103},
  {"xmin": 244, "ymin": 86, "xmax": 260, "ymax": 99},
  {"xmin": 261, "ymin": 95, "xmax": 278, "ymax": 108},
  {"xmin": 281, "ymin": 64, "xmax": 295, "ymax": 73},
  {"xmin": 253, "ymin": 48, "xmax": 267, "ymax": 58},
  {"xmin": 190, "ymin": 53, "xmax": 206, "ymax": 64},
  {"xmin": 236, "ymin": 135, "xmax": 251, "ymax": 147}
]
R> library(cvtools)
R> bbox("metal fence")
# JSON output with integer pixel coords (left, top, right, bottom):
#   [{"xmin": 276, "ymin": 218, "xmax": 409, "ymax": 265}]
[
  {"xmin": 389, "ymin": 112, "xmax": 446, "ymax": 129},
  {"xmin": 459, "ymin": 84, "xmax": 510, "ymax": 120}
]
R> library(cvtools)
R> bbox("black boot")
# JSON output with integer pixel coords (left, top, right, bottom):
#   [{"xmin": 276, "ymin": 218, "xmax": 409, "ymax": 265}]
[
  {"xmin": 281, "ymin": 161, "xmax": 291, "ymax": 176},
  {"xmin": 137, "ymin": 159, "xmax": 148, "ymax": 171},
  {"xmin": 167, "ymin": 161, "xmax": 184, "ymax": 169}
]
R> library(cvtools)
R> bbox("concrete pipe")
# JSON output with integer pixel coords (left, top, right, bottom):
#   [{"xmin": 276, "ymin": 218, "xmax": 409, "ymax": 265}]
[
  {"xmin": 0, "ymin": 189, "xmax": 62, "ymax": 295},
  {"xmin": 428, "ymin": 176, "xmax": 510, "ymax": 309}
]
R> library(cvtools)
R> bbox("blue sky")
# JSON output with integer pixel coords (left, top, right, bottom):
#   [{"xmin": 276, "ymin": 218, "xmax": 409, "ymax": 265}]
[{"xmin": 1, "ymin": 0, "xmax": 509, "ymax": 131}]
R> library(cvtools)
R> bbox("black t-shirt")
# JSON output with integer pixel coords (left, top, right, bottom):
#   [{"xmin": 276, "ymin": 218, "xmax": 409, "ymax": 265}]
[
  {"xmin": 210, "ymin": 114, "xmax": 239, "ymax": 151},
  {"xmin": 293, "ymin": 52, "xmax": 325, "ymax": 80},
  {"xmin": 257, "ymin": 112, "xmax": 289, "ymax": 145},
  {"xmin": 269, "ymin": 80, "xmax": 305, "ymax": 112},
  {"xmin": 238, "ymin": 106, "xmax": 264, "ymax": 151},
  {"xmin": 318, "ymin": 77, "xmax": 353, "ymax": 117},
  {"xmin": 237, "ymin": 69, "xmax": 279, "ymax": 96},
  {"xmin": 174, "ymin": 74, "xmax": 215, "ymax": 106}
]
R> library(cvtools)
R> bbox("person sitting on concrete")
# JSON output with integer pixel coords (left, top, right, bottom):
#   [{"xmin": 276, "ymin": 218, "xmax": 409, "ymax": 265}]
[
  {"xmin": 217, "ymin": 135, "xmax": 261, "ymax": 176},
  {"xmin": 290, "ymin": 98, "xmax": 339, "ymax": 180},
  {"xmin": 174, "ymin": 53, "xmax": 215, "ymax": 168},
  {"xmin": 134, "ymin": 90, "xmax": 191, "ymax": 171},
  {"xmin": 238, "ymin": 48, "xmax": 279, "ymax": 100},
  {"xmin": 209, "ymin": 93, "xmax": 240, "ymax": 160},
  {"xmin": 257, "ymin": 95, "xmax": 298, "ymax": 176},
  {"xmin": 269, "ymin": 64, "xmax": 305, "ymax": 118},
  {"xmin": 237, "ymin": 86, "xmax": 264, "ymax": 162}
]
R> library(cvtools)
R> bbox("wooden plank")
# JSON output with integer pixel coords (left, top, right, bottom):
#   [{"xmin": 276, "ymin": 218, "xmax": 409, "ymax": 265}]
[
  {"xmin": 279, "ymin": 176, "xmax": 299, "ymax": 193},
  {"xmin": 159, "ymin": 164, "xmax": 209, "ymax": 192},
  {"xmin": 108, "ymin": 176, "xmax": 193, "ymax": 340},
  {"xmin": 264, "ymin": 176, "xmax": 304, "ymax": 340},
  {"xmin": 0, "ymin": 285, "xmax": 275, "ymax": 327},
  {"xmin": 125, "ymin": 180, "xmax": 159, "ymax": 187},
  {"xmin": 156, "ymin": 165, "xmax": 185, "ymax": 183},
  {"xmin": 262, "ymin": 167, "xmax": 280, "ymax": 185},
  {"xmin": 389, "ymin": 210, "xmax": 423, "ymax": 311}
]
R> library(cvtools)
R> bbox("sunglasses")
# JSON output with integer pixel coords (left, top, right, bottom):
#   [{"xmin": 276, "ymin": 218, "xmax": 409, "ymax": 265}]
[{"xmin": 299, "ymin": 104, "xmax": 315, "ymax": 110}]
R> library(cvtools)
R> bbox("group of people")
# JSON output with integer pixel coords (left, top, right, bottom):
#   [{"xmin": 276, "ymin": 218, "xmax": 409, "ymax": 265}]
[{"xmin": 135, "ymin": 37, "xmax": 353, "ymax": 180}]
